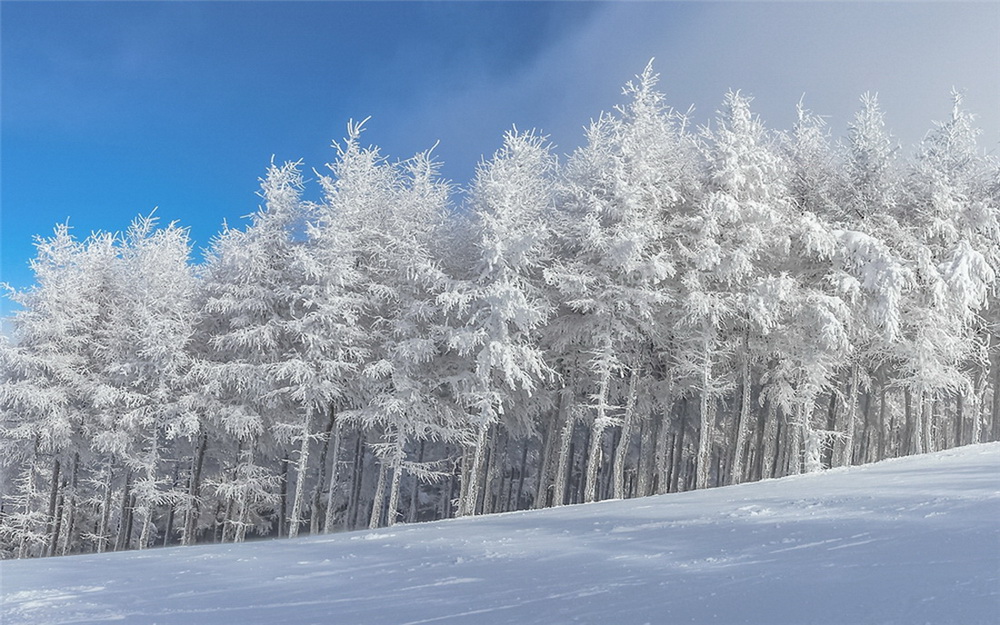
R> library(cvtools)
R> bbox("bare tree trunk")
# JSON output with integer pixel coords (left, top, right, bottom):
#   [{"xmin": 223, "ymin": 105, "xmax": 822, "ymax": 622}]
[
  {"xmin": 138, "ymin": 430, "xmax": 160, "ymax": 550},
  {"xmin": 514, "ymin": 438, "xmax": 529, "ymax": 510},
  {"xmin": 457, "ymin": 446, "xmax": 471, "ymax": 516},
  {"xmin": 183, "ymin": 434, "xmax": 207, "ymax": 546},
  {"xmin": 956, "ymin": 392, "xmax": 965, "ymax": 448},
  {"xmin": 60, "ymin": 453, "xmax": 80, "ymax": 555},
  {"xmin": 696, "ymin": 331, "xmax": 715, "ymax": 490},
  {"xmin": 670, "ymin": 400, "xmax": 688, "ymax": 493},
  {"xmin": 288, "ymin": 409, "xmax": 314, "ymax": 539},
  {"xmin": 730, "ymin": 340, "xmax": 753, "ymax": 484},
  {"xmin": 613, "ymin": 368, "xmax": 640, "ymax": 499},
  {"xmin": 49, "ymin": 486, "xmax": 65, "ymax": 558},
  {"xmin": 877, "ymin": 371, "xmax": 889, "ymax": 460},
  {"xmin": 386, "ymin": 451, "xmax": 404, "ymax": 527},
  {"xmin": 322, "ymin": 418, "xmax": 343, "ymax": 533},
  {"xmin": 369, "ymin": 461, "xmax": 389, "ymax": 530},
  {"xmin": 311, "ymin": 405, "xmax": 337, "ymax": 536},
  {"xmin": 483, "ymin": 426, "xmax": 503, "ymax": 514},
  {"xmin": 922, "ymin": 394, "xmax": 933, "ymax": 453},
  {"xmin": 277, "ymin": 455, "xmax": 288, "ymax": 538},
  {"xmin": 46, "ymin": 458, "xmax": 62, "ymax": 555},
  {"xmin": 584, "ymin": 344, "xmax": 614, "ymax": 503},
  {"xmin": 162, "ymin": 464, "xmax": 179, "ymax": 547},
  {"xmin": 96, "ymin": 462, "xmax": 114, "ymax": 554},
  {"xmin": 837, "ymin": 365, "xmax": 859, "ymax": 467},
  {"xmin": 463, "ymin": 423, "xmax": 490, "ymax": 516},
  {"xmin": 553, "ymin": 408, "xmax": 576, "ymax": 507},
  {"xmin": 636, "ymin": 413, "xmax": 656, "ymax": 498},
  {"xmin": 408, "ymin": 440, "xmax": 425, "ymax": 522},
  {"xmin": 534, "ymin": 392, "xmax": 566, "ymax": 509},
  {"xmin": 348, "ymin": 432, "xmax": 365, "ymax": 530},
  {"xmin": 114, "ymin": 470, "xmax": 133, "ymax": 552},
  {"xmin": 654, "ymin": 404, "xmax": 673, "ymax": 495}
]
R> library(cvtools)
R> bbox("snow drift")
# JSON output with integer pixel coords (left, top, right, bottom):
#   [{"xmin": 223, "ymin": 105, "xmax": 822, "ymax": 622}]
[{"xmin": 3, "ymin": 443, "xmax": 998, "ymax": 625}]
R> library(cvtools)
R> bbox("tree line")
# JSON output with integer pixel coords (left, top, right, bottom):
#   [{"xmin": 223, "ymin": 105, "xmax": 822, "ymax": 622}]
[{"xmin": 2, "ymin": 64, "xmax": 997, "ymax": 558}]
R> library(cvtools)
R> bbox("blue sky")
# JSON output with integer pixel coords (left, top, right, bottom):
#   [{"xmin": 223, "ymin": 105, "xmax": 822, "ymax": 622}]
[{"xmin": 3, "ymin": 1, "xmax": 998, "ymax": 322}]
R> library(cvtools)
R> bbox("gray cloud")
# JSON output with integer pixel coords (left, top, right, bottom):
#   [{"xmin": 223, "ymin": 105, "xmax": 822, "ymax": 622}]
[{"xmin": 389, "ymin": 2, "xmax": 998, "ymax": 183}]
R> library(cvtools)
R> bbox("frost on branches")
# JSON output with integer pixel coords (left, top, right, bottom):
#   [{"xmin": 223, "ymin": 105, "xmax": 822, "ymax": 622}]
[{"xmin": 1, "ymin": 65, "xmax": 997, "ymax": 558}]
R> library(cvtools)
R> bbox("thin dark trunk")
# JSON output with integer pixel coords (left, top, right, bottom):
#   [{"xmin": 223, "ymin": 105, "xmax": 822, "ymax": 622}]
[
  {"xmin": 114, "ymin": 470, "xmax": 133, "ymax": 552},
  {"xmin": 408, "ymin": 440, "xmax": 425, "ymax": 523},
  {"xmin": 277, "ymin": 456, "xmax": 289, "ymax": 538},
  {"xmin": 183, "ymin": 434, "xmax": 207, "ymax": 546},
  {"xmin": 97, "ymin": 463, "xmax": 114, "ymax": 554},
  {"xmin": 46, "ymin": 459, "xmax": 62, "ymax": 555},
  {"xmin": 369, "ymin": 460, "xmax": 389, "ymax": 530},
  {"xmin": 670, "ymin": 400, "xmax": 687, "ymax": 493},
  {"xmin": 515, "ymin": 439, "xmax": 529, "ymax": 511},
  {"xmin": 824, "ymin": 392, "xmax": 838, "ymax": 469},
  {"xmin": 534, "ymin": 394, "xmax": 565, "ymax": 509},
  {"xmin": 49, "ymin": 489, "xmax": 65, "ymax": 558},
  {"xmin": 348, "ymin": 432, "xmax": 366, "ymax": 530},
  {"xmin": 311, "ymin": 405, "xmax": 337, "ymax": 535},
  {"xmin": 553, "ymin": 406, "xmax": 576, "ymax": 507},
  {"xmin": 61, "ymin": 453, "xmax": 80, "ymax": 556}
]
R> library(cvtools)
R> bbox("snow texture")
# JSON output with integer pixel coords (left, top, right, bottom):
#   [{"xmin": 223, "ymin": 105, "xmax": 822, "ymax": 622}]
[{"xmin": 3, "ymin": 443, "xmax": 998, "ymax": 625}]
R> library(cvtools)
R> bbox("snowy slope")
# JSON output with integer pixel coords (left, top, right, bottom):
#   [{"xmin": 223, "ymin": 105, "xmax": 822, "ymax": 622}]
[{"xmin": 3, "ymin": 443, "xmax": 998, "ymax": 625}]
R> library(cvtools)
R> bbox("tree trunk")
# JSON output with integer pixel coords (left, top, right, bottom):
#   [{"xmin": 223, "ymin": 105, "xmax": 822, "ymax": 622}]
[
  {"xmin": 114, "ymin": 470, "xmax": 133, "ymax": 552},
  {"xmin": 348, "ymin": 432, "xmax": 365, "ymax": 530},
  {"xmin": 636, "ymin": 413, "xmax": 656, "ymax": 498},
  {"xmin": 386, "ymin": 451, "xmax": 404, "ymax": 527},
  {"xmin": 162, "ymin": 464, "xmax": 180, "ymax": 547},
  {"xmin": 654, "ymin": 405, "xmax": 672, "ymax": 495},
  {"xmin": 46, "ymin": 458, "xmax": 62, "ymax": 555},
  {"xmin": 408, "ymin": 440, "xmax": 425, "ymax": 522},
  {"xmin": 288, "ymin": 408, "xmax": 314, "ymax": 539},
  {"xmin": 823, "ymin": 392, "xmax": 838, "ymax": 470},
  {"xmin": 311, "ymin": 405, "xmax": 337, "ymax": 536},
  {"xmin": 584, "ymin": 346, "xmax": 614, "ymax": 504},
  {"xmin": 322, "ymin": 419, "xmax": 344, "ymax": 533},
  {"xmin": 463, "ymin": 423, "xmax": 490, "ymax": 516},
  {"xmin": 369, "ymin": 461, "xmax": 389, "ymax": 530},
  {"xmin": 138, "ymin": 429, "xmax": 160, "ymax": 550},
  {"xmin": 534, "ymin": 392, "xmax": 566, "ymax": 509},
  {"xmin": 277, "ymin": 455, "xmax": 289, "ymax": 538},
  {"xmin": 553, "ymin": 408, "xmax": 576, "ymax": 507},
  {"xmin": 613, "ymin": 368, "xmax": 640, "ymax": 499},
  {"xmin": 60, "ymin": 453, "xmax": 80, "ymax": 556},
  {"xmin": 670, "ymin": 400, "xmax": 688, "ymax": 493},
  {"xmin": 49, "ymin": 487, "xmax": 65, "ymax": 558},
  {"xmin": 97, "ymin": 462, "xmax": 114, "ymax": 554},
  {"xmin": 955, "ymin": 392, "xmax": 964, "ymax": 448},
  {"xmin": 696, "ymin": 331, "xmax": 715, "ymax": 490},
  {"xmin": 183, "ymin": 434, "xmax": 207, "ymax": 546},
  {"xmin": 877, "ymin": 371, "xmax": 889, "ymax": 459},
  {"xmin": 483, "ymin": 426, "xmax": 503, "ymax": 514}
]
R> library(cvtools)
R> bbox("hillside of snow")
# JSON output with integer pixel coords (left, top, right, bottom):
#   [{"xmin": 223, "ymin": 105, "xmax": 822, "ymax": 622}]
[{"xmin": 3, "ymin": 443, "xmax": 998, "ymax": 625}]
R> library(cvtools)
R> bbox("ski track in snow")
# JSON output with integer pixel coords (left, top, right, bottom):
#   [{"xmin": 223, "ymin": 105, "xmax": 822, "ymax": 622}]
[{"xmin": 2, "ymin": 443, "xmax": 999, "ymax": 625}]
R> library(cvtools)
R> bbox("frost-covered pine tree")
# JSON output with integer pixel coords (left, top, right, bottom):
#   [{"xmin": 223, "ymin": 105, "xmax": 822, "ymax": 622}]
[
  {"xmin": 678, "ymin": 90, "xmax": 792, "ymax": 487},
  {"xmin": 547, "ymin": 62, "xmax": 689, "ymax": 502},
  {"xmin": 448, "ymin": 128, "xmax": 556, "ymax": 516},
  {"xmin": 197, "ymin": 160, "xmax": 310, "ymax": 541},
  {"xmin": 325, "ymin": 121, "xmax": 465, "ymax": 528},
  {"xmin": 1, "ymin": 225, "xmax": 93, "ymax": 557}
]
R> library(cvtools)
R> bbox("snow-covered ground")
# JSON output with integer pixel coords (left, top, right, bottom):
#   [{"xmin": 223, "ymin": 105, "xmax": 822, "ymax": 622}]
[{"xmin": 3, "ymin": 443, "xmax": 998, "ymax": 625}]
